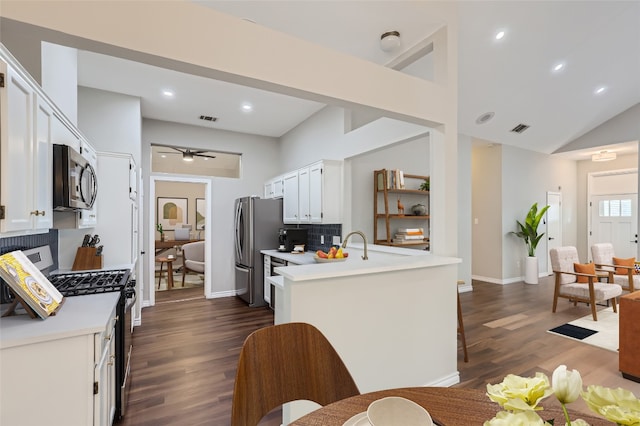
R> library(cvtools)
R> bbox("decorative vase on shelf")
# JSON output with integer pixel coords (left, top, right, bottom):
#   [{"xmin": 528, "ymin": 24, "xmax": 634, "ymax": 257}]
[
  {"xmin": 411, "ymin": 204, "xmax": 427, "ymax": 216},
  {"xmin": 160, "ymin": 233, "xmax": 165, "ymax": 242}
]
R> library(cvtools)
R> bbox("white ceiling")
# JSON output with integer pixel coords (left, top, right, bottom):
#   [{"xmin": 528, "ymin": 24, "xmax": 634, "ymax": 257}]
[{"xmin": 76, "ymin": 1, "xmax": 640, "ymax": 159}]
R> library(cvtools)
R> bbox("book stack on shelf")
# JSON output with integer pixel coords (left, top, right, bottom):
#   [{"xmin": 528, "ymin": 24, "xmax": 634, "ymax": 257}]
[
  {"xmin": 377, "ymin": 169, "xmax": 406, "ymax": 190},
  {"xmin": 393, "ymin": 228, "xmax": 427, "ymax": 245}
]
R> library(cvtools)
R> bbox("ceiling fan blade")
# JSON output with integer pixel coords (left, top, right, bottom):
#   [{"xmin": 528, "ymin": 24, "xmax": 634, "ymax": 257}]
[
  {"xmin": 170, "ymin": 146, "xmax": 185, "ymax": 154},
  {"xmin": 195, "ymin": 153, "xmax": 217, "ymax": 159},
  {"xmin": 158, "ymin": 151, "xmax": 181, "ymax": 154}
]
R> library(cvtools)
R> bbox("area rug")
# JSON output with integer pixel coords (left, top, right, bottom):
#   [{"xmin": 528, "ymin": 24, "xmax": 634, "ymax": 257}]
[
  {"xmin": 547, "ymin": 307, "xmax": 618, "ymax": 353},
  {"xmin": 156, "ymin": 273, "xmax": 204, "ymax": 291}
]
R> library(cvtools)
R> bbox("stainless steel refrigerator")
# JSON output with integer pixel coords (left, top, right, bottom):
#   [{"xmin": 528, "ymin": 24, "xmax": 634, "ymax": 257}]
[{"xmin": 234, "ymin": 196, "xmax": 283, "ymax": 307}]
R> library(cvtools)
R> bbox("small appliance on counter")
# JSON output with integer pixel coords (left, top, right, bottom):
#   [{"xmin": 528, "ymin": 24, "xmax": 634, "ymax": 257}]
[{"xmin": 278, "ymin": 228, "xmax": 308, "ymax": 252}]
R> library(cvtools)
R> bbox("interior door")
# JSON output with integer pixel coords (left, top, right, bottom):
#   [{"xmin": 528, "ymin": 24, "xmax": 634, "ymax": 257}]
[
  {"xmin": 591, "ymin": 194, "xmax": 638, "ymax": 258},
  {"xmin": 546, "ymin": 192, "xmax": 562, "ymax": 275}
]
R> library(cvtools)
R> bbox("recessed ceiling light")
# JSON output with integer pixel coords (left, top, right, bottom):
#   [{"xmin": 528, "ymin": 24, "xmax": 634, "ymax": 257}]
[
  {"xmin": 553, "ymin": 63, "xmax": 564, "ymax": 72},
  {"xmin": 495, "ymin": 31, "xmax": 505, "ymax": 40},
  {"xmin": 475, "ymin": 111, "xmax": 495, "ymax": 125},
  {"xmin": 594, "ymin": 86, "xmax": 606, "ymax": 95},
  {"xmin": 162, "ymin": 90, "xmax": 175, "ymax": 98},
  {"xmin": 160, "ymin": 154, "xmax": 167, "ymax": 158},
  {"xmin": 241, "ymin": 103, "xmax": 253, "ymax": 112}
]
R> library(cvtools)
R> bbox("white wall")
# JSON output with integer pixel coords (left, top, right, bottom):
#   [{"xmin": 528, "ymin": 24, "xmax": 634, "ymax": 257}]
[
  {"xmin": 348, "ymin": 136, "xmax": 430, "ymax": 240},
  {"xmin": 77, "ymin": 86, "xmax": 142, "ymax": 165},
  {"xmin": 457, "ymin": 135, "xmax": 473, "ymax": 290},
  {"xmin": 41, "ymin": 41, "xmax": 77, "ymax": 124},
  {"xmin": 576, "ymin": 153, "xmax": 638, "ymax": 260},
  {"xmin": 471, "ymin": 143, "xmax": 503, "ymax": 281},
  {"xmin": 142, "ymin": 119, "xmax": 281, "ymax": 301}
]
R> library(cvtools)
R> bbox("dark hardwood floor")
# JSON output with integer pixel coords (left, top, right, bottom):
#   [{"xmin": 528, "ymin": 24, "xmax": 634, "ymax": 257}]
[{"xmin": 119, "ymin": 277, "xmax": 640, "ymax": 425}]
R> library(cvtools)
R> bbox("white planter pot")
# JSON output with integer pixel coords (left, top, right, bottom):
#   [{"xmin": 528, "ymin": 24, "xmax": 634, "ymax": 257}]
[{"xmin": 525, "ymin": 256, "xmax": 538, "ymax": 284}]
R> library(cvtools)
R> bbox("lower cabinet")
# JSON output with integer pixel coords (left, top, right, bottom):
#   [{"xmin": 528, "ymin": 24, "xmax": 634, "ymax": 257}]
[{"xmin": 0, "ymin": 302, "xmax": 117, "ymax": 425}]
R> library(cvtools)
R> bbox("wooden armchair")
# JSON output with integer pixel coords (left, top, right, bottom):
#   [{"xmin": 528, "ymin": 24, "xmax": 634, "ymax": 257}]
[
  {"xmin": 591, "ymin": 243, "xmax": 638, "ymax": 293},
  {"xmin": 231, "ymin": 322, "xmax": 360, "ymax": 426},
  {"xmin": 549, "ymin": 246, "xmax": 622, "ymax": 321}
]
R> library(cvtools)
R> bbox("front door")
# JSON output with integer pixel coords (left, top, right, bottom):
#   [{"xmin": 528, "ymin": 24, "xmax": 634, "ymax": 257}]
[{"xmin": 591, "ymin": 194, "xmax": 638, "ymax": 258}]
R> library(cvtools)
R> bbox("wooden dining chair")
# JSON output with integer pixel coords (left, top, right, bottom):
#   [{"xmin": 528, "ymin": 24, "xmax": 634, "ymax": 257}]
[
  {"xmin": 457, "ymin": 291, "xmax": 469, "ymax": 363},
  {"xmin": 231, "ymin": 322, "xmax": 360, "ymax": 426}
]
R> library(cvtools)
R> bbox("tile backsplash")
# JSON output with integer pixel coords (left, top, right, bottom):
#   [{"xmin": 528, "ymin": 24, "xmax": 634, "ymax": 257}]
[
  {"xmin": 299, "ymin": 224, "xmax": 342, "ymax": 252},
  {"xmin": 0, "ymin": 230, "xmax": 59, "ymax": 303}
]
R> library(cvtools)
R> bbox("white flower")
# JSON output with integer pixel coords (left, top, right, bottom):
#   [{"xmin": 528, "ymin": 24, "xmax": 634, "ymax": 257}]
[
  {"xmin": 552, "ymin": 365, "xmax": 583, "ymax": 404},
  {"xmin": 483, "ymin": 410, "xmax": 548, "ymax": 425}
]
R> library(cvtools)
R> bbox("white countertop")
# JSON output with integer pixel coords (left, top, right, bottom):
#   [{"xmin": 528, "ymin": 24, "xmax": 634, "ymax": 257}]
[
  {"xmin": 261, "ymin": 249, "xmax": 316, "ymax": 265},
  {"xmin": 263, "ymin": 243, "xmax": 460, "ymax": 282},
  {"xmin": 0, "ymin": 292, "xmax": 120, "ymax": 349}
]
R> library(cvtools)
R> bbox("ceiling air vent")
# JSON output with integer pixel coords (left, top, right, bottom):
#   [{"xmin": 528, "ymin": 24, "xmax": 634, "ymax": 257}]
[
  {"xmin": 510, "ymin": 123, "xmax": 530, "ymax": 134},
  {"xmin": 199, "ymin": 115, "xmax": 218, "ymax": 122}
]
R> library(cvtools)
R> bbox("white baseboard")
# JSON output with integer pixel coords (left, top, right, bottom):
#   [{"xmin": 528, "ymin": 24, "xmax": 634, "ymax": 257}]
[
  {"xmin": 206, "ymin": 289, "xmax": 237, "ymax": 299},
  {"xmin": 423, "ymin": 371, "xmax": 460, "ymax": 387}
]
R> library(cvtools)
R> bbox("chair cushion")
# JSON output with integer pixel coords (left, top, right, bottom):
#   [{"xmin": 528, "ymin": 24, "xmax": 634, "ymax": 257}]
[
  {"xmin": 613, "ymin": 257, "xmax": 636, "ymax": 275},
  {"xmin": 612, "ymin": 273, "xmax": 640, "ymax": 291},
  {"xmin": 185, "ymin": 259, "xmax": 205, "ymax": 273},
  {"xmin": 560, "ymin": 282, "xmax": 623, "ymax": 301},
  {"xmin": 591, "ymin": 243, "xmax": 616, "ymax": 272},
  {"xmin": 574, "ymin": 262, "xmax": 595, "ymax": 283},
  {"xmin": 550, "ymin": 247, "xmax": 580, "ymax": 284}
]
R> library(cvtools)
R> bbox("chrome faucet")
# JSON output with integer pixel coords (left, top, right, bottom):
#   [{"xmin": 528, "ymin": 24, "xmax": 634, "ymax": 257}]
[{"xmin": 341, "ymin": 231, "xmax": 368, "ymax": 260}]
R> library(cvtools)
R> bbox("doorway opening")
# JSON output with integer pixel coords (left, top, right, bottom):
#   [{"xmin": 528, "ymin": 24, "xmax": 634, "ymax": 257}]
[
  {"xmin": 587, "ymin": 169, "xmax": 638, "ymax": 261},
  {"xmin": 149, "ymin": 175, "xmax": 212, "ymax": 307}
]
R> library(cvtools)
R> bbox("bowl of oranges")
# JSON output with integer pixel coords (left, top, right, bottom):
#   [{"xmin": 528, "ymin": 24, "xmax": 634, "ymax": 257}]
[{"xmin": 314, "ymin": 247, "xmax": 348, "ymax": 263}]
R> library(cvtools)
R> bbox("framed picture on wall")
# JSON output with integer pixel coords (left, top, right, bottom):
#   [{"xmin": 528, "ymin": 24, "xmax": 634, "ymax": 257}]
[
  {"xmin": 196, "ymin": 198, "xmax": 205, "ymax": 230},
  {"xmin": 157, "ymin": 197, "xmax": 188, "ymax": 231}
]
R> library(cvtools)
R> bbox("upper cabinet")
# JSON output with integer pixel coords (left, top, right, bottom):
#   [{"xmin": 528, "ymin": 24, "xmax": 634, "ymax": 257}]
[
  {"xmin": 0, "ymin": 57, "xmax": 54, "ymax": 234},
  {"xmin": 1, "ymin": 45, "xmax": 100, "ymax": 235},
  {"xmin": 282, "ymin": 160, "xmax": 342, "ymax": 225},
  {"xmin": 264, "ymin": 175, "xmax": 284, "ymax": 199}
]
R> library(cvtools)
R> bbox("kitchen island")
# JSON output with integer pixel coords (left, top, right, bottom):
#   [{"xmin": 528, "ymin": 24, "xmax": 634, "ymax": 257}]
[{"xmin": 266, "ymin": 243, "xmax": 461, "ymax": 424}]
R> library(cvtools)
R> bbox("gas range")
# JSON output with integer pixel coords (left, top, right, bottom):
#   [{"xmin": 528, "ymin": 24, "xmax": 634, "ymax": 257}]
[{"xmin": 49, "ymin": 269, "xmax": 131, "ymax": 297}]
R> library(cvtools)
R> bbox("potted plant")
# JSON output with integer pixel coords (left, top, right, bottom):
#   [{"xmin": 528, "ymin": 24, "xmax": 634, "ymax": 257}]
[
  {"xmin": 157, "ymin": 223, "xmax": 165, "ymax": 242},
  {"xmin": 512, "ymin": 202, "xmax": 550, "ymax": 284}
]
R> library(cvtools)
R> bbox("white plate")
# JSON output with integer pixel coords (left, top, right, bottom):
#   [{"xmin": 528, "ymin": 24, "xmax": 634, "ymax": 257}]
[
  {"xmin": 314, "ymin": 255, "xmax": 348, "ymax": 263},
  {"xmin": 343, "ymin": 412, "xmax": 370, "ymax": 426}
]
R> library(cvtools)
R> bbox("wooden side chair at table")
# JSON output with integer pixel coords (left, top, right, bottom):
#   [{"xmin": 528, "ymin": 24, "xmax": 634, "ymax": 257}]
[
  {"xmin": 231, "ymin": 322, "xmax": 360, "ymax": 426},
  {"xmin": 591, "ymin": 242, "xmax": 638, "ymax": 294},
  {"xmin": 549, "ymin": 246, "xmax": 623, "ymax": 321}
]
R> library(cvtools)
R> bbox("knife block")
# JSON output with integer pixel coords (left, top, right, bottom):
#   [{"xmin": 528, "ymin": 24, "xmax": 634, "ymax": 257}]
[{"xmin": 72, "ymin": 247, "xmax": 104, "ymax": 271}]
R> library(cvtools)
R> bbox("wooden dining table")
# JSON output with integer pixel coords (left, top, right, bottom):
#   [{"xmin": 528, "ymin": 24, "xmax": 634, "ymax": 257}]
[{"xmin": 290, "ymin": 387, "xmax": 610, "ymax": 425}]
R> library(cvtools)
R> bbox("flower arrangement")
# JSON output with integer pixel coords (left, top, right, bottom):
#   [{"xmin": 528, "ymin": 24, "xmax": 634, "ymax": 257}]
[
  {"xmin": 484, "ymin": 365, "xmax": 640, "ymax": 425},
  {"xmin": 157, "ymin": 223, "xmax": 164, "ymax": 241}
]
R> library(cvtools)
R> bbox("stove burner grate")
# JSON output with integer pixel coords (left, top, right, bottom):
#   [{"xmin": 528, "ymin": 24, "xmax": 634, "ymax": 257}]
[{"xmin": 49, "ymin": 269, "xmax": 130, "ymax": 297}]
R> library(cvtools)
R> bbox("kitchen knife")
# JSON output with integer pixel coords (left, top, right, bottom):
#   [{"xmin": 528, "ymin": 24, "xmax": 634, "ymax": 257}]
[
  {"xmin": 95, "ymin": 245, "xmax": 103, "ymax": 256},
  {"xmin": 82, "ymin": 234, "xmax": 91, "ymax": 247},
  {"xmin": 89, "ymin": 235, "xmax": 100, "ymax": 247}
]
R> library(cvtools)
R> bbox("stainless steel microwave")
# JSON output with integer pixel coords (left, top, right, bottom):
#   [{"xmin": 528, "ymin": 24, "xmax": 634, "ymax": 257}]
[{"xmin": 53, "ymin": 144, "xmax": 98, "ymax": 211}]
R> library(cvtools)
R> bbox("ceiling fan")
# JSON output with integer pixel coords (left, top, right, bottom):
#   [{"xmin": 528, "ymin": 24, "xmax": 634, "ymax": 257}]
[{"xmin": 158, "ymin": 147, "xmax": 217, "ymax": 161}]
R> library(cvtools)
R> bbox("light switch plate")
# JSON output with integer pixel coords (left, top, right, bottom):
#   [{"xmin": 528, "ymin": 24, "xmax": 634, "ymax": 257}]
[
  {"xmin": 332, "ymin": 236, "xmax": 341, "ymax": 245},
  {"xmin": 320, "ymin": 235, "xmax": 324, "ymax": 244}
]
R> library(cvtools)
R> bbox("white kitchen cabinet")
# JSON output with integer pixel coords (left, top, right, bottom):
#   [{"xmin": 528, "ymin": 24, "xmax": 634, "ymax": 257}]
[
  {"xmin": 298, "ymin": 166, "xmax": 310, "ymax": 223},
  {"xmin": 283, "ymin": 160, "xmax": 343, "ymax": 224},
  {"xmin": 96, "ymin": 152, "xmax": 139, "ymax": 267},
  {"xmin": 0, "ymin": 294, "xmax": 119, "ymax": 426},
  {"xmin": 0, "ymin": 57, "xmax": 54, "ymax": 234},
  {"xmin": 264, "ymin": 175, "xmax": 284, "ymax": 199},
  {"xmin": 283, "ymin": 170, "xmax": 299, "ymax": 223},
  {"xmin": 95, "ymin": 310, "xmax": 117, "ymax": 426}
]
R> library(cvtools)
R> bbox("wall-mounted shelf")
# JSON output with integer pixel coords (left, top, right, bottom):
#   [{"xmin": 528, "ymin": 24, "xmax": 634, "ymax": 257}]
[{"xmin": 373, "ymin": 169, "xmax": 430, "ymax": 249}]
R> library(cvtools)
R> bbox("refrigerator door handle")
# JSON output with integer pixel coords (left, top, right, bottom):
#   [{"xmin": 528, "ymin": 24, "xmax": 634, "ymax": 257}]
[{"xmin": 234, "ymin": 201, "xmax": 243, "ymax": 261}]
